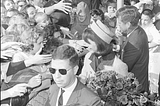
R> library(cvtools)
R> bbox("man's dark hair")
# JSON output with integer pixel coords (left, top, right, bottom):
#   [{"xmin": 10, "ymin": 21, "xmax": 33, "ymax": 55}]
[
  {"xmin": 141, "ymin": 9, "xmax": 154, "ymax": 19},
  {"xmin": 52, "ymin": 45, "xmax": 79, "ymax": 67},
  {"xmin": 116, "ymin": 5, "xmax": 141, "ymax": 26}
]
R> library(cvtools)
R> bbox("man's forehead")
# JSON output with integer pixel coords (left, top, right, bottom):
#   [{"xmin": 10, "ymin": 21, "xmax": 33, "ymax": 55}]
[
  {"xmin": 51, "ymin": 59, "xmax": 70, "ymax": 63},
  {"xmin": 51, "ymin": 59, "xmax": 71, "ymax": 68}
]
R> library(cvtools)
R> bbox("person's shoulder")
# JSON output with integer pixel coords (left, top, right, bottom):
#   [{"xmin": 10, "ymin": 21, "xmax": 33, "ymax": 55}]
[
  {"xmin": 78, "ymin": 80, "xmax": 99, "ymax": 97},
  {"xmin": 49, "ymin": 83, "xmax": 58, "ymax": 91},
  {"xmin": 76, "ymin": 80, "xmax": 102, "ymax": 105},
  {"xmin": 129, "ymin": 26, "xmax": 148, "ymax": 41}
]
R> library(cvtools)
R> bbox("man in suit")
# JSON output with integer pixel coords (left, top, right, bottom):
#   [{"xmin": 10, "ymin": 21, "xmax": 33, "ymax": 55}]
[
  {"xmin": 46, "ymin": 44, "xmax": 102, "ymax": 106},
  {"xmin": 116, "ymin": 6, "xmax": 149, "ymax": 93}
]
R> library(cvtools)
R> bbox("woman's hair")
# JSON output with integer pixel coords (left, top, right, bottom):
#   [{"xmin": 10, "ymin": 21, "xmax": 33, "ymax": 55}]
[
  {"xmin": 141, "ymin": 9, "xmax": 154, "ymax": 19},
  {"xmin": 90, "ymin": 9, "xmax": 105, "ymax": 21},
  {"xmin": 82, "ymin": 27, "xmax": 113, "ymax": 56},
  {"xmin": 20, "ymin": 28, "xmax": 44, "ymax": 52}
]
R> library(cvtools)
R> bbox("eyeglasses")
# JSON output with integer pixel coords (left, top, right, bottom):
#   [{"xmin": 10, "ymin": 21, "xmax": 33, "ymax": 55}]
[{"xmin": 49, "ymin": 67, "xmax": 72, "ymax": 75}]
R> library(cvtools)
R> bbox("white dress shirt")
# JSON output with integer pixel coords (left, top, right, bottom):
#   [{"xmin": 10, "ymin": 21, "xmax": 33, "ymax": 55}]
[{"xmin": 56, "ymin": 78, "xmax": 78, "ymax": 106}]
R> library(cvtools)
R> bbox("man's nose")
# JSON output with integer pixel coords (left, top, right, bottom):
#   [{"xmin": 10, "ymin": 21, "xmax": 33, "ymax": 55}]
[{"xmin": 55, "ymin": 70, "xmax": 61, "ymax": 78}]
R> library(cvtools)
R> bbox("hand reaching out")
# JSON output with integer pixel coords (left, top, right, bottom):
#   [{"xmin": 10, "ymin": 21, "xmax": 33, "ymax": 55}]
[
  {"xmin": 54, "ymin": 0, "xmax": 72, "ymax": 14},
  {"xmin": 7, "ymin": 83, "xmax": 29, "ymax": 97},
  {"xmin": 28, "ymin": 74, "xmax": 42, "ymax": 88},
  {"xmin": 1, "ymin": 42, "xmax": 25, "ymax": 51}
]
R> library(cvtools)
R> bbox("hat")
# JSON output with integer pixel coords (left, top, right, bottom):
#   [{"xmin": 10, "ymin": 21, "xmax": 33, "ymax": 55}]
[{"xmin": 90, "ymin": 19, "xmax": 114, "ymax": 44}]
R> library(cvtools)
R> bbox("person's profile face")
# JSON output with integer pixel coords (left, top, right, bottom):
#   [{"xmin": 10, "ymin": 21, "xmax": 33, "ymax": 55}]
[
  {"xmin": 51, "ymin": 59, "xmax": 76, "ymax": 88},
  {"xmin": 117, "ymin": 17, "xmax": 129, "ymax": 33}
]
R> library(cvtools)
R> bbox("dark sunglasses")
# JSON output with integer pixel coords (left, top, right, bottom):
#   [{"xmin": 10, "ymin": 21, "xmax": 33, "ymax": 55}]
[{"xmin": 49, "ymin": 67, "xmax": 72, "ymax": 75}]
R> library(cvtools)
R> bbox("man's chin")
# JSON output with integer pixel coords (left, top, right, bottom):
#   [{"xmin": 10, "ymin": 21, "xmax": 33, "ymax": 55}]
[{"xmin": 56, "ymin": 82, "xmax": 65, "ymax": 88}]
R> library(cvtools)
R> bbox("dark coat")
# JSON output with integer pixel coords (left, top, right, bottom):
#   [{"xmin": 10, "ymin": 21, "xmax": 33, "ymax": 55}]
[
  {"xmin": 123, "ymin": 26, "xmax": 149, "ymax": 93},
  {"xmin": 46, "ymin": 79, "xmax": 102, "ymax": 106}
]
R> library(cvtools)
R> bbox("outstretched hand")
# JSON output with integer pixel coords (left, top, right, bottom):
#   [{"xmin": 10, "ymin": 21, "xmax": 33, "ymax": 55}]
[
  {"xmin": 31, "ymin": 54, "xmax": 52, "ymax": 65},
  {"xmin": 54, "ymin": 0, "xmax": 72, "ymax": 14},
  {"xmin": 28, "ymin": 74, "xmax": 42, "ymax": 88},
  {"xmin": 1, "ymin": 42, "xmax": 25, "ymax": 51},
  {"xmin": 7, "ymin": 83, "xmax": 29, "ymax": 97}
]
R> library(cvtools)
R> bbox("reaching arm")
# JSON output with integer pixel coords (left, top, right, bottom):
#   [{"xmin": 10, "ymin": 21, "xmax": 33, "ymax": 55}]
[
  {"xmin": 1, "ymin": 83, "xmax": 29, "ymax": 100},
  {"xmin": 44, "ymin": 0, "xmax": 72, "ymax": 15}
]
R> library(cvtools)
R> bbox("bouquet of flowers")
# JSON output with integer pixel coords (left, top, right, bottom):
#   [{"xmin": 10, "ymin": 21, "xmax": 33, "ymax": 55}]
[{"xmin": 87, "ymin": 71, "xmax": 160, "ymax": 106}]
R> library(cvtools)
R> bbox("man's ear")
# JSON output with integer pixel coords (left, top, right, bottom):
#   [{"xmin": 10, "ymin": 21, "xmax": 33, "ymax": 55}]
[
  {"xmin": 126, "ymin": 22, "xmax": 131, "ymax": 29},
  {"xmin": 73, "ymin": 65, "xmax": 79, "ymax": 75}
]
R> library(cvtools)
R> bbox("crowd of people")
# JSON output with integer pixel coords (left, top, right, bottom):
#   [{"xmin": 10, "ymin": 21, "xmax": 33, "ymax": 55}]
[{"xmin": 1, "ymin": 0, "xmax": 160, "ymax": 106}]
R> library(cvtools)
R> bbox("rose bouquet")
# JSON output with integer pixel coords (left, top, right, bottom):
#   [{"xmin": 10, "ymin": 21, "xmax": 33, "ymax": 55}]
[{"xmin": 87, "ymin": 71, "xmax": 160, "ymax": 106}]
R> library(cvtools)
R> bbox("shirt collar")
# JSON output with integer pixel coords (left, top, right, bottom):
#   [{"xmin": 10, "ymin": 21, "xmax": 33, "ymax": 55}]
[{"xmin": 127, "ymin": 26, "xmax": 138, "ymax": 37}]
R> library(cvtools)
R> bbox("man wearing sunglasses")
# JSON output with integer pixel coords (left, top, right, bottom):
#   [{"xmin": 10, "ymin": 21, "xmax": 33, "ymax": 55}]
[{"xmin": 46, "ymin": 44, "xmax": 102, "ymax": 106}]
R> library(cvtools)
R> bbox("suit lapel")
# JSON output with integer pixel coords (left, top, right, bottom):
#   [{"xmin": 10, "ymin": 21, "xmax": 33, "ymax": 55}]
[
  {"xmin": 66, "ymin": 80, "xmax": 82, "ymax": 106},
  {"xmin": 49, "ymin": 84, "xmax": 60, "ymax": 106}
]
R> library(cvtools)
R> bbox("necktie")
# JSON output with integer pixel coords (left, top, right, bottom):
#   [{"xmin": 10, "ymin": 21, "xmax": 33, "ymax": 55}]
[{"xmin": 58, "ymin": 89, "xmax": 65, "ymax": 106}]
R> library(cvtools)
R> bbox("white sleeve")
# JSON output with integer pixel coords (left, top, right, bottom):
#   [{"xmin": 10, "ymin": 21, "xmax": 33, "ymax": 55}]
[{"xmin": 151, "ymin": 25, "xmax": 160, "ymax": 44}]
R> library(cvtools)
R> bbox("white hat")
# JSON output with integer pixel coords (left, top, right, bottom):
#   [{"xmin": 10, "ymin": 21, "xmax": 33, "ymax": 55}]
[{"xmin": 90, "ymin": 19, "xmax": 114, "ymax": 44}]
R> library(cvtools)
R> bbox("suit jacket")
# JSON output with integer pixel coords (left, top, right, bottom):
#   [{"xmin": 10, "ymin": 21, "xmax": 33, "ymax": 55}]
[
  {"xmin": 46, "ymin": 79, "xmax": 102, "ymax": 106},
  {"xmin": 122, "ymin": 26, "xmax": 149, "ymax": 93}
]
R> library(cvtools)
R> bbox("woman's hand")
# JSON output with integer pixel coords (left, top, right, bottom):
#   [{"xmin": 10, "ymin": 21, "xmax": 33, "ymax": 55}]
[{"xmin": 53, "ymin": 0, "xmax": 72, "ymax": 14}]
